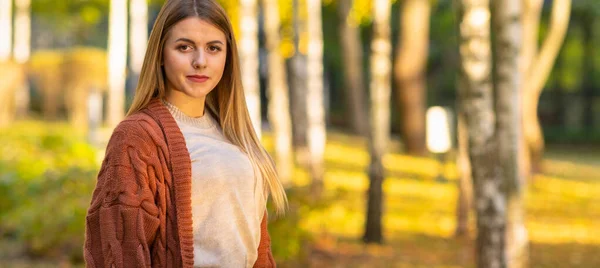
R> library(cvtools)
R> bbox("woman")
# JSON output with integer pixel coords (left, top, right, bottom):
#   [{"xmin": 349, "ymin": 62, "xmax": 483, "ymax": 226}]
[{"xmin": 83, "ymin": 0, "xmax": 287, "ymax": 267}]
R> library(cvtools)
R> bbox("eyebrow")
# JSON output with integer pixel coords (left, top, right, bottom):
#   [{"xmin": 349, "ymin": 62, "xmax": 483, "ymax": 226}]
[{"xmin": 174, "ymin": 37, "xmax": 225, "ymax": 45}]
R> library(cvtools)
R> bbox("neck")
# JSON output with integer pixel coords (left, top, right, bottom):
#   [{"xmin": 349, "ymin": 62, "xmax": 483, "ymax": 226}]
[{"xmin": 165, "ymin": 90, "xmax": 206, "ymax": 118}]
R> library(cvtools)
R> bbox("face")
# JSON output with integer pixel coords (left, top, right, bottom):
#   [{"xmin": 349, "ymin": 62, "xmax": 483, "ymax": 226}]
[{"xmin": 162, "ymin": 17, "xmax": 227, "ymax": 106}]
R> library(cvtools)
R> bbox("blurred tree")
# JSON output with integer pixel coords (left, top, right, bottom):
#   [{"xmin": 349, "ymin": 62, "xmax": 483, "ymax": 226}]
[
  {"xmin": 262, "ymin": 0, "xmax": 294, "ymax": 186},
  {"xmin": 288, "ymin": 0, "xmax": 309, "ymax": 168},
  {"xmin": 0, "ymin": 0, "xmax": 12, "ymax": 61},
  {"xmin": 240, "ymin": 0, "xmax": 262, "ymax": 138},
  {"xmin": 338, "ymin": 0, "xmax": 368, "ymax": 136},
  {"xmin": 28, "ymin": 50, "xmax": 64, "ymax": 119},
  {"xmin": 306, "ymin": 0, "xmax": 326, "ymax": 197},
  {"xmin": 454, "ymin": 112, "xmax": 472, "ymax": 237},
  {"xmin": 364, "ymin": 0, "xmax": 391, "ymax": 244},
  {"xmin": 129, "ymin": 0, "xmax": 149, "ymax": 97},
  {"xmin": 491, "ymin": 1, "xmax": 526, "ymax": 267},
  {"xmin": 394, "ymin": 0, "xmax": 430, "ymax": 156},
  {"xmin": 107, "ymin": 0, "xmax": 128, "ymax": 128},
  {"xmin": 456, "ymin": 0, "xmax": 507, "ymax": 267},
  {"xmin": 13, "ymin": 0, "xmax": 31, "ymax": 119},
  {"xmin": 521, "ymin": 0, "xmax": 571, "ymax": 173},
  {"xmin": 14, "ymin": 0, "xmax": 31, "ymax": 63}
]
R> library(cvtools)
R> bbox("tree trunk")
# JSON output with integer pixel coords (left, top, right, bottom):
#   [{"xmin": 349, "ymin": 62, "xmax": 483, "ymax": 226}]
[
  {"xmin": 394, "ymin": 0, "xmax": 430, "ymax": 156},
  {"xmin": 14, "ymin": 0, "xmax": 30, "ymax": 63},
  {"xmin": 107, "ymin": 0, "xmax": 128, "ymax": 128},
  {"xmin": 363, "ymin": 0, "xmax": 391, "ymax": 244},
  {"xmin": 455, "ymin": 111, "xmax": 472, "ymax": 238},
  {"xmin": 240, "ymin": 0, "xmax": 262, "ymax": 138},
  {"xmin": 129, "ymin": 0, "xmax": 148, "ymax": 99},
  {"xmin": 306, "ymin": 0, "xmax": 326, "ymax": 196},
  {"xmin": 288, "ymin": 55, "xmax": 309, "ymax": 162},
  {"xmin": 522, "ymin": 0, "xmax": 571, "ymax": 173},
  {"xmin": 491, "ymin": 1, "xmax": 527, "ymax": 268},
  {"xmin": 0, "ymin": 0, "xmax": 12, "ymax": 62},
  {"xmin": 456, "ymin": 1, "xmax": 506, "ymax": 267},
  {"xmin": 263, "ymin": 0, "xmax": 294, "ymax": 186},
  {"xmin": 13, "ymin": 0, "xmax": 31, "ymax": 118},
  {"xmin": 519, "ymin": 0, "xmax": 542, "ymax": 179},
  {"xmin": 289, "ymin": 0, "xmax": 309, "ymax": 168},
  {"xmin": 338, "ymin": 0, "xmax": 368, "ymax": 136}
]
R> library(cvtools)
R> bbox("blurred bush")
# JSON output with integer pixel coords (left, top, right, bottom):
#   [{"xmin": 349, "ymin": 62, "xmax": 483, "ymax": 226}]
[
  {"xmin": 28, "ymin": 47, "xmax": 107, "ymax": 129},
  {"xmin": 544, "ymin": 127, "xmax": 600, "ymax": 144},
  {"xmin": 63, "ymin": 47, "xmax": 108, "ymax": 129},
  {"xmin": 0, "ymin": 61, "xmax": 26, "ymax": 127},
  {"xmin": 0, "ymin": 123, "xmax": 323, "ymax": 264},
  {"xmin": 268, "ymin": 187, "xmax": 313, "ymax": 264},
  {"xmin": 268, "ymin": 186, "xmax": 348, "ymax": 265},
  {"xmin": 28, "ymin": 50, "xmax": 64, "ymax": 119},
  {"xmin": 0, "ymin": 122, "xmax": 98, "ymax": 262}
]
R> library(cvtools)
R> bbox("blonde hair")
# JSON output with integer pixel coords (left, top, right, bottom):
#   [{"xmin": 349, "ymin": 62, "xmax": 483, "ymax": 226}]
[{"xmin": 127, "ymin": 0, "xmax": 287, "ymax": 214}]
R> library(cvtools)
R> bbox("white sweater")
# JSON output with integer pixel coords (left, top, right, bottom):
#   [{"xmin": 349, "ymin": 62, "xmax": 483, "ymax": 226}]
[{"xmin": 163, "ymin": 100, "xmax": 266, "ymax": 268}]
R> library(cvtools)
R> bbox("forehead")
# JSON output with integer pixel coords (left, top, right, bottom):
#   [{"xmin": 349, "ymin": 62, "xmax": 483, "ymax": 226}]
[{"xmin": 167, "ymin": 17, "xmax": 226, "ymax": 43}]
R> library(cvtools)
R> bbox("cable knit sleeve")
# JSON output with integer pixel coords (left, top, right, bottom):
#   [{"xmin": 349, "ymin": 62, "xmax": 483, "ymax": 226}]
[
  {"xmin": 254, "ymin": 210, "xmax": 276, "ymax": 268},
  {"xmin": 84, "ymin": 120, "xmax": 161, "ymax": 268}
]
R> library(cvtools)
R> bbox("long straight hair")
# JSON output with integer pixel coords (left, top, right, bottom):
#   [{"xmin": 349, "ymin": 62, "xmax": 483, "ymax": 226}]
[{"xmin": 127, "ymin": 0, "xmax": 287, "ymax": 214}]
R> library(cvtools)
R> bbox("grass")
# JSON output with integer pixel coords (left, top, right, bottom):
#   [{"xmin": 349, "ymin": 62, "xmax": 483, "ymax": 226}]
[
  {"xmin": 0, "ymin": 124, "xmax": 597, "ymax": 267},
  {"xmin": 261, "ymin": 131, "xmax": 600, "ymax": 268}
]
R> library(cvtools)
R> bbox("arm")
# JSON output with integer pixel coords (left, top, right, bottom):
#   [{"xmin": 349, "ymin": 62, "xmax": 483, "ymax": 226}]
[
  {"xmin": 253, "ymin": 210, "xmax": 276, "ymax": 268},
  {"xmin": 83, "ymin": 123, "xmax": 160, "ymax": 268}
]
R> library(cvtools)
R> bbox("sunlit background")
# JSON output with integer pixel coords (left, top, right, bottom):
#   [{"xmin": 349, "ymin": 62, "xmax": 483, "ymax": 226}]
[{"xmin": 0, "ymin": 0, "xmax": 599, "ymax": 267}]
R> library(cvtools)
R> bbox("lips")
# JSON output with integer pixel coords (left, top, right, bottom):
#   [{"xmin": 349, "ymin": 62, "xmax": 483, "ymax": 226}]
[{"xmin": 187, "ymin": 75, "xmax": 209, "ymax": 83}]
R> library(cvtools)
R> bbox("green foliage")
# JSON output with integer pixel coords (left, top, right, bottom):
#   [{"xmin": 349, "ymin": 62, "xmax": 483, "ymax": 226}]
[
  {"xmin": 0, "ymin": 122, "xmax": 98, "ymax": 261},
  {"xmin": 31, "ymin": 0, "xmax": 110, "ymax": 47},
  {"xmin": 268, "ymin": 186, "xmax": 349, "ymax": 264},
  {"xmin": 268, "ymin": 187, "xmax": 313, "ymax": 263},
  {"xmin": 544, "ymin": 127, "xmax": 600, "ymax": 144},
  {"xmin": 554, "ymin": 26, "xmax": 583, "ymax": 91}
]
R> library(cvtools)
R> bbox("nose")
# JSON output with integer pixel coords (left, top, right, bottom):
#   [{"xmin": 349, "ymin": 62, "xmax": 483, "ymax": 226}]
[{"xmin": 192, "ymin": 50, "xmax": 207, "ymax": 69}]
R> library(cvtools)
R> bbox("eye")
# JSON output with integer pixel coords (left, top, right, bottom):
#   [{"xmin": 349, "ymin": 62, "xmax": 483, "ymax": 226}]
[
  {"xmin": 208, "ymin": 45, "xmax": 222, "ymax": 53},
  {"xmin": 177, "ymin": 45, "xmax": 193, "ymax": 52}
]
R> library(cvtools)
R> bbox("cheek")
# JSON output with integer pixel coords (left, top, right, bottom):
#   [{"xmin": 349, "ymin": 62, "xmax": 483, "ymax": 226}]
[
  {"xmin": 214, "ymin": 54, "xmax": 227, "ymax": 75},
  {"xmin": 163, "ymin": 52, "xmax": 188, "ymax": 77}
]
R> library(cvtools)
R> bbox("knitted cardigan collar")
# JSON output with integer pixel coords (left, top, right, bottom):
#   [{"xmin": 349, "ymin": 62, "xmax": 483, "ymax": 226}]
[{"xmin": 143, "ymin": 98, "xmax": 195, "ymax": 267}]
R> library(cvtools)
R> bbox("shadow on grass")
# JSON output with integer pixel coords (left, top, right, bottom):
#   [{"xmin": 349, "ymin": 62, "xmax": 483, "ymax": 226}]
[{"xmin": 305, "ymin": 234, "xmax": 600, "ymax": 268}]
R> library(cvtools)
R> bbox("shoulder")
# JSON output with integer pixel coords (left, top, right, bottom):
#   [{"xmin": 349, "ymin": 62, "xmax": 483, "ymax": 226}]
[{"xmin": 106, "ymin": 111, "xmax": 165, "ymax": 154}]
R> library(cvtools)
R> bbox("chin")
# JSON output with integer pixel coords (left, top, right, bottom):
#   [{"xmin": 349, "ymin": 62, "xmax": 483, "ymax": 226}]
[{"xmin": 187, "ymin": 88, "xmax": 213, "ymax": 98}]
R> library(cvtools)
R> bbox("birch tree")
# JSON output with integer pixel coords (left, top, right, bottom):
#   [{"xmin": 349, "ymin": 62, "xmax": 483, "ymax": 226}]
[
  {"xmin": 240, "ymin": 0, "xmax": 262, "ymax": 137},
  {"xmin": 394, "ymin": 0, "xmax": 431, "ymax": 156},
  {"xmin": 129, "ymin": 0, "xmax": 148, "ymax": 88},
  {"xmin": 492, "ymin": 1, "xmax": 526, "ymax": 267},
  {"xmin": 0, "ymin": 0, "xmax": 12, "ymax": 62},
  {"xmin": 14, "ymin": 0, "xmax": 30, "ymax": 64},
  {"xmin": 289, "ymin": 0, "xmax": 309, "ymax": 167},
  {"xmin": 338, "ymin": 0, "xmax": 368, "ymax": 136},
  {"xmin": 306, "ymin": 0, "xmax": 326, "ymax": 195},
  {"xmin": 363, "ymin": 0, "xmax": 391, "ymax": 244},
  {"xmin": 456, "ymin": 0, "xmax": 506, "ymax": 266},
  {"xmin": 13, "ymin": 0, "xmax": 31, "ymax": 118},
  {"xmin": 262, "ymin": 0, "xmax": 294, "ymax": 185},
  {"xmin": 107, "ymin": 0, "xmax": 128, "ymax": 128}
]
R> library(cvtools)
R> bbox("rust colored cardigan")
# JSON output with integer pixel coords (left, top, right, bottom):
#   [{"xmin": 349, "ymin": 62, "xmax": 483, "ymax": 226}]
[{"xmin": 83, "ymin": 99, "xmax": 275, "ymax": 267}]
